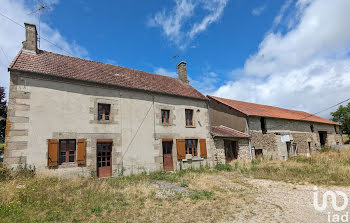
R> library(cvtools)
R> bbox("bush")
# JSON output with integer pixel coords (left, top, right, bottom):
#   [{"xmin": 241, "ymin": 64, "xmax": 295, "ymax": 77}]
[
  {"xmin": 215, "ymin": 163, "xmax": 233, "ymax": 171},
  {"xmin": 15, "ymin": 164, "xmax": 36, "ymax": 178},
  {"xmin": 320, "ymin": 146, "xmax": 332, "ymax": 153},
  {"xmin": 0, "ymin": 166, "xmax": 10, "ymax": 181}
]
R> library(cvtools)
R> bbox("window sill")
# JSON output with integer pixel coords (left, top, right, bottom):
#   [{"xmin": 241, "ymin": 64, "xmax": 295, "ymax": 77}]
[
  {"xmin": 185, "ymin": 125, "xmax": 196, "ymax": 128},
  {"xmin": 57, "ymin": 163, "xmax": 78, "ymax": 168},
  {"xmin": 183, "ymin": 157, "xmax": 204, "ymax": 162},
  {"xmin": 161, "ymin": 123, "xmax": 172, "ymax": 126}
]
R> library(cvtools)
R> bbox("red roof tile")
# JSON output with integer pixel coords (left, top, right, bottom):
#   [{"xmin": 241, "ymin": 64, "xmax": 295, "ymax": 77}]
[
  {"xmin": 208, "ymin": 95, "xmax": 339, "ymax": 125},
  {"xmin": 9, "ymin": 50, "xmax": 206, "ymax": 100},
  {"xmin": 211, "ymin": 125, "xmax": 249, "ymax": 138}
]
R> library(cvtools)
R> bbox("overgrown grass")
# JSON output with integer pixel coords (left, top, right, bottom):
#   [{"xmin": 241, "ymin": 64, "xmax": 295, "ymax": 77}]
[
  {"xmin": 1, "ymin": 149, "xmax": 350, "ymax": 222},
  {"xmin": 0, "ymin": 166, "xmax": 253, "ymax": 222},
  {"xmin": 343, "ymin": 134, "xmax": 350, "ymax": 144},
  {"xmin": 229, "ymin": 148, "xmax": 350, "ymax": 186}
]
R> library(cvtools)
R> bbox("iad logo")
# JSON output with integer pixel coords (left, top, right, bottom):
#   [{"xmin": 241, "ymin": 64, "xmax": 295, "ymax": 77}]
[{"xmin": 313, "ymin": 186, "xmax": 349, "ymax": 222}]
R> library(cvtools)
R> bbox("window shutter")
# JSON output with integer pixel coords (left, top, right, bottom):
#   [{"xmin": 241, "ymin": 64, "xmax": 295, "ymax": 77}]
[
  {"xmin": 77, "ymin": 139, "xmax": 86, "ymax": 165},
  {"xmin": 200, "ymin": 139, "xmax": 207, "ymax": 158},
  {"xmin": 48, "ymin": 139, "xmax": 58, "ymax": 167},
  {"xmin": 176, "ymin": 139, "xmax": 185, "ymax": 159}
]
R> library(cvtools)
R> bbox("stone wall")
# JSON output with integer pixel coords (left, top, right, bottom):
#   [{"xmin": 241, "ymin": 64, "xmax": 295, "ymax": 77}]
[
  {"xmin": 213, "ymin": 137, "xmax": 250, "ymax": 164},
  {"xmin": 248, "ymin": 116, "xmax": 343, "ymax": 159},
  {"xmin": 4, "ymin": 71, "xmax": 214, "ymax": 177}
]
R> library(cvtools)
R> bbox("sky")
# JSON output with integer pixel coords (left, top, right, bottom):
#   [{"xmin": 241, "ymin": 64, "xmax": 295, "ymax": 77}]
[{"xmin": 0, "ymin": 0, "xmax": 350, "ymax": 119}]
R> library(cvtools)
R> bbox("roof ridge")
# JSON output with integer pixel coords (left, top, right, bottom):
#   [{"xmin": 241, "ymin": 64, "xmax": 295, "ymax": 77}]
[
  {"xmin": 208, "ymin": 95, "xmax": 339, "ymax": 125},
  {"xmin": 40, "ymin": 50, "xmax": 181, "ymax": 82},
  {"xmin": 209, "ymin": 95, "xmax": 308, "ymax": 114}
]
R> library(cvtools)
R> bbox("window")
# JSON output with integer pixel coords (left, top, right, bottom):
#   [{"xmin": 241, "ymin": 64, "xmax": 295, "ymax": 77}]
[
  {"xmin": 185, "ymin": 139, "xmax": 198, "ymax": 156},
  {"xmin": 255, "ymin": 149, "xmax": 263, "ymax": 159},
  {"xmin": 310, "ymin": 124, "xmax": 314, "ymax": 132},
  {"xmin": 59, "ymin": 139, "xmax": 76, "ymax": 164},
  {"xmin": 185, "ymin": 109, "xmax": 194, "ymax": 126},
  {"xmin": 161, "ymin": 109, "xmax": 170, "ymax": 124},
  {"xmin": 334, "ymin": 125, "xmax": 338, "ymax": 134},
  {"xmin": 260, "ymin": 117, "xmax": 267, "ymax": 134},
  {"xmin": 98, "ymin": 103, "xmax": 111, "ymax": 120}
]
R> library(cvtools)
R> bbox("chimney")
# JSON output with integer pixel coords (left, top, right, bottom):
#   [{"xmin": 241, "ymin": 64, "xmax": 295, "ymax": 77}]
[
  {"xmin": 177, "ymin": 61, "xmax": 189, "ymax": 84},
  {"xmin": 22, "ymin": 23, "xmax": 38, "ymax": 54}
]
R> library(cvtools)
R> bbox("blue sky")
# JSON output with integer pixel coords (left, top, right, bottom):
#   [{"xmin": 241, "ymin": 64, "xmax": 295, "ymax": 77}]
[{"xmin": 1, "ymin": 0, "xmax": 350, "ymax": 118}]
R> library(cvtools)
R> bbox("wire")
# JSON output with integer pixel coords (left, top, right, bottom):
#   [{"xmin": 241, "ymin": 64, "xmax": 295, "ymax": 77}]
[
  {"xmin": 121, "ymin": 102, "xmax": 154, "ymax": 160},
  {"xmin": 0, "ymin": 11, "xmax": 75, "ymax": 57},
  {"xmin": 267, "ymin": 97, "xmax": 350, "ymax": 131},
  {"xmin": 0, "ymin": 47, "xmax": 10, "ymax": 64}
]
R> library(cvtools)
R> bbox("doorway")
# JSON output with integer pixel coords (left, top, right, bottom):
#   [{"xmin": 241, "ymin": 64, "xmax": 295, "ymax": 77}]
[
  {"xmin": 318, "ymin": 131, "xmax": 327, "ymax": 146},
  {"xmin": 224, "ymin": 140, "xmax": 238, "ymax": 161},
  {"xmin": 97, "ymin": 142, "xmax": 112, "ymax": 178},
  {"xmin": 162, "ymin": 140, "xmax": 173, "ymax": 171}
]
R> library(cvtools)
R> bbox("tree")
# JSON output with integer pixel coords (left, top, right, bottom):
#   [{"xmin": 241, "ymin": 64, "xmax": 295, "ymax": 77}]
[
  {"xmin": 331, "ymin": 103, "xmax": 350, "ymax": 137},
  {"xmin": 0, "ymin": 87, "xmax": 6, "ymax": 143}
]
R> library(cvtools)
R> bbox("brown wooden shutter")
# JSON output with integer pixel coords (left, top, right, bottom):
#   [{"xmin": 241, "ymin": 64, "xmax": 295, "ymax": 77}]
[
  {"xmin": 48, "ymin": 139, "xmax": 58, "ymax": 167},
  {"xmin": 176, "ymin": 139, "xmax": 185, "ymax": 159},
  {"xmin": 77, "ymin": 139, "xmax": 86, "ymax": 165},
  {"xmin": 200, "ymin": 139, "xmax": 207, "ymax": 158}
]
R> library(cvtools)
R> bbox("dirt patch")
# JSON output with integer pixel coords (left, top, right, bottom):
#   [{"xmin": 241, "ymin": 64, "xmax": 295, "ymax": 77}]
[{"xmin": 232, "ymin": 178, "xmax": 350, "ymax": 223}]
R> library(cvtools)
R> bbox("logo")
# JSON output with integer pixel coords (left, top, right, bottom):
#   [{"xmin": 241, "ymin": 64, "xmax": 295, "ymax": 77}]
[
  {"xmin": 313, "ymin": 186, "xmax": 349, "ymax": 222},
  {"xmin": 313, "ymin": 186, "xmax": 348, "ymax": 212}
]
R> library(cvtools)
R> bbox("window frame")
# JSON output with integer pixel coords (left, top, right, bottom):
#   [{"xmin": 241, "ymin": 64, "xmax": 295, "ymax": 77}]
[
  {"xmin": 98, "ymin": 103, "xmax": 111, "ymax": 121},
  {"xmin": 185, "ymin": 109, "xmax": 194, "ymax": 127},
  {"xmin": 185, "ymin": 139, "xmax": 198, "ymax": 156},
  {"xmin": 59, "ymin": 139, "xmax": 76, "ymax": 165},
  {"xmin": 161, "ymin": 109, "xmax": 170, "ymax": 125}
]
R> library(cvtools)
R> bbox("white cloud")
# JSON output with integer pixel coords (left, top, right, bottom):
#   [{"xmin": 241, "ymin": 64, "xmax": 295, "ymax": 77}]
[
  {"xmin": 252, "ymin": 5, "xmax": 266, "ymax": 16},
  {"xmin": 214, "ymin": 0, "xmax": 350, "ymax": 118},
  {"xmin": 154, "ymin": 67, "xmax": 177, "ymax": 78},
  {"xmin": 0, "ymin": 0, "xmax": 88, "ymax": 96},
  {"xmin": 148, "ymin": 0, "xmax": 228, "ymax": 49}
]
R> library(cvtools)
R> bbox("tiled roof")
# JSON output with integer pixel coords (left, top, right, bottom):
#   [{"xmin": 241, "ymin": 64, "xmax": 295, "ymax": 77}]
[
  {"xmin": 9, "ymin": 50, "xmax": 206, "ymax": 100},
  {"xmin": 211, "ymin": 125, "xmax": 249, "ymax": 138},
  {"xmin": 208, "ymin": 95, "xmax": 340, "ymax": 125}
]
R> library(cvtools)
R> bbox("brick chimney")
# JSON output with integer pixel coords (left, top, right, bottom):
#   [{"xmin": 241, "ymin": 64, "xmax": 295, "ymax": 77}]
[
  {"xmin": 22, "ymin": 23, "xmax": 38, "ymax": 54},
  {"xmin": 177, "ymin": 61, "xmax": 189, "ymax": 84}
]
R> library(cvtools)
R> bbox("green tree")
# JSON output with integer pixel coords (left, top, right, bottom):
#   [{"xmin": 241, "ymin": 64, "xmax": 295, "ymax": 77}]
[
  {"xmin": 331, "ymin": 103, "xmax": 350, "ymax": 137},
  {"xmin": 0, "ymin": 87, "xmax": 6, "ymax": 142}
]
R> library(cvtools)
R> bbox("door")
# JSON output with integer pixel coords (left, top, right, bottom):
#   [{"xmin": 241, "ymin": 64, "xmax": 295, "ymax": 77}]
[
  {"xmin": 224, "ymin": 140, "xmax": 238, "ymax": 161},
  {"xmin": 319, "ymin": 131, "xmax": 327, "ymax": 146},
  {"xmin": 162, "ymin": 141, "xmax": 173, "ymax": 171},
  {"xmin": 97, "ymin": 142, "xmax": 112, "ymax": 178}
]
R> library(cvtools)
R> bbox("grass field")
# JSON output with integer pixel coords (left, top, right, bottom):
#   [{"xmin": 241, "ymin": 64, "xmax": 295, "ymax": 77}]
[
  {"xmin": 1, "ymin": 149, "xmax": 350, "ymax": 222},
  {"xmin": 343, "ymin": 134, "xmax": 349, "ymax": 143}
]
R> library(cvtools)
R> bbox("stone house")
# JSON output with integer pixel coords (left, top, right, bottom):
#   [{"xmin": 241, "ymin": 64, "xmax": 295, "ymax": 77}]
[
  {"xmin": 208, "ymin": 95, "xmax": 343, "ymax": 162},
  {"xmin": 4, "ymin": 23, "xmax": 214, "ymax": 177}
]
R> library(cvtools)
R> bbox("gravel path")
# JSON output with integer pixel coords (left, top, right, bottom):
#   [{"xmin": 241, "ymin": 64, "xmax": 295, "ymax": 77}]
[{"xmin": 233, "ymin": 178, "xmax": 350, "ymax": 223}]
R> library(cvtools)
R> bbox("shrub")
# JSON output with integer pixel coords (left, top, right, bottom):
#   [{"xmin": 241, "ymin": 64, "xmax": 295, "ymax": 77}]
[
  {"xmin": 0, "ymin": 166, "xmax": 10, "ymax": 181},
  {"xmin": 14, "ymin": 164, "xmax": 36, "ymax": 178},
  {"xmin": 215, "ymin": 163, "xmax": 233, "ymax": 172},
  {"xmin": 320, "ymin": 146, "xmax": 332, "ymax": 153}
]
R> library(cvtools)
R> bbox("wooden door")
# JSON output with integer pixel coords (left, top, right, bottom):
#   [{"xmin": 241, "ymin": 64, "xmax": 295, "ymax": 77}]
[
  {"xmin": 224, "ymin": 140, "xmax": 238, "ymax": 161},
  {"xmin": 162, "ymin": 141, "xmax": 173, "ymax": 171},
  {"xmin": 97, "ymin": 142, "xmax": 112, "ymax": 178}
]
